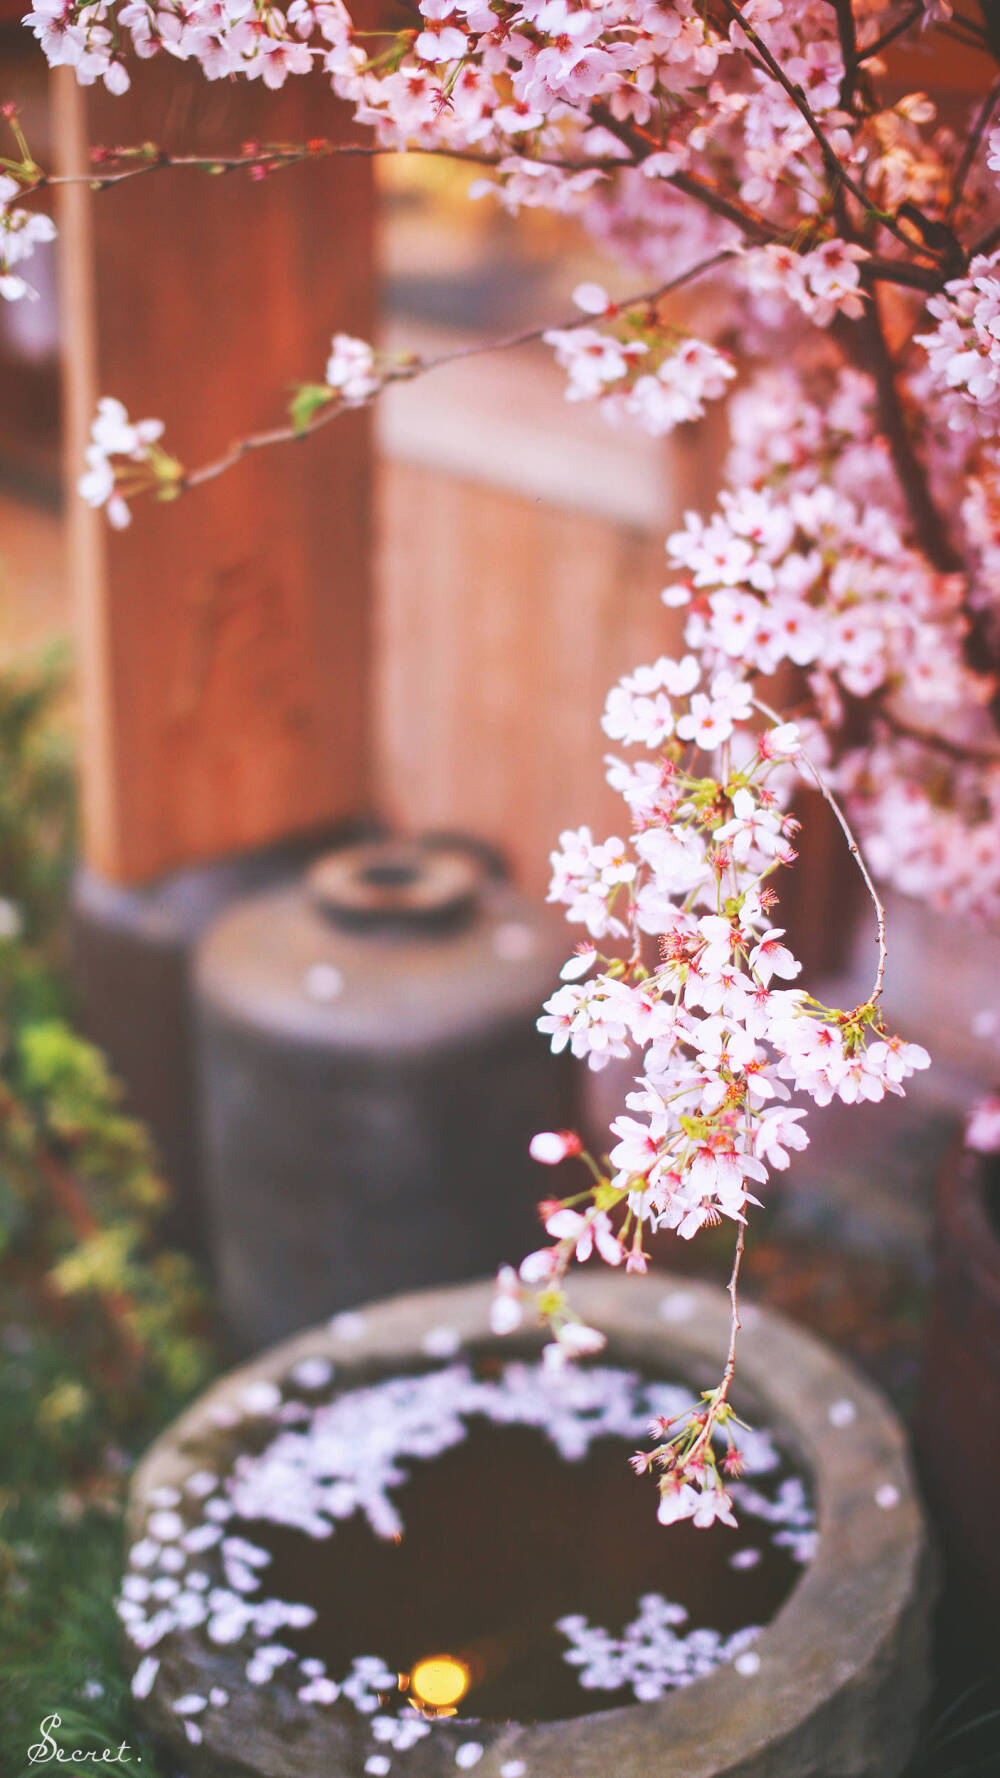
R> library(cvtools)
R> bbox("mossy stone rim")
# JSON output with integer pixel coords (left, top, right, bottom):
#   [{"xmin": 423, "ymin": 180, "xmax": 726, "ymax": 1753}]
[{"xmin": 127, "ymin": 1272, "xmax": 934, "ymax": 1778}]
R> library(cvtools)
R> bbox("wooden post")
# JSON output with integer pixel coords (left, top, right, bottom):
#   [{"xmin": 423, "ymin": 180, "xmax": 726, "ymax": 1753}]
[{"xmin": 53, "ymin": 60, "xmax": 375, "ymax": 884}]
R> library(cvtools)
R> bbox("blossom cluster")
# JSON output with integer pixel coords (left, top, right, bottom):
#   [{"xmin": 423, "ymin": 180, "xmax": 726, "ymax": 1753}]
[
  {"xmin": 918, "ymin": 249, "xmax": 1000, "ymax": 434},
  {"xmin": 839, "ymin": 739, "xmax": 1000, "ymax": 923},
  {"xmin": 551, "ymin": 695, "xmax": 921, "ymax": 1219},
  {"xmin": 724, "ymin": 368, "xmax": 1000, "ymax": 924},
  {"xmin": 19, "ymin": 0, "xmax": 963, "ymax": 258},
  {"xmin": 21, "ymin": 0, "xmax": 131, "ymax": 92},
  {"xmin": 544, "ymin": 282, "xmax": 736, "ymax": 436},
  {"xmin": 77, "ymin": 397, "xmax": 174, "ymax": 529},
  {"xmin": 0, "ymin": 172, "xmax": 55, "ymax": 302},
  {"xmin": 744, "ymin": 241, "xmax": 869, "ymax": 326},
  {"xmin": 666, "ymin": 483, "xmax": 976, "ymax": 708},
  {"xmin": 324, "ymin": 331, "xmax": 379, "ymax": 401}
]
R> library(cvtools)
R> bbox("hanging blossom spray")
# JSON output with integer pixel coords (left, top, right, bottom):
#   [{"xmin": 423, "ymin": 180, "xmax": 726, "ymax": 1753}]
[
  {"xmin": 11, "ymin": 0, "xmax": 1000, "ymax": 1523},
  {"xmin": 491, "ymin": 648, "xmax": 928, "ymax": 1528}
]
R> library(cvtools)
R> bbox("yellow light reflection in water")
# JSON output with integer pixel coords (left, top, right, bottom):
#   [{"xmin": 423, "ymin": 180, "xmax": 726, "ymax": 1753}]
[{"xmin": 408, "ymin": 1656, "xmax": 471, "ymax": 1712}]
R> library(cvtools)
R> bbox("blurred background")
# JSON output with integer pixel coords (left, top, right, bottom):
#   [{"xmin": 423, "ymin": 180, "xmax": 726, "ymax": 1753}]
[
  {"xmin": 4, "ymin": 18, "xmax": 1000, "ymax": 1775},
  {"xmin": 1, "ymin": 28, "xmax": 994, "ymax": 1274}
]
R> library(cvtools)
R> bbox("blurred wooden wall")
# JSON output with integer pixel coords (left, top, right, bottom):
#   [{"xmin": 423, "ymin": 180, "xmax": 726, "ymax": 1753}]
[
  {"xmin": 0, "ymin": 25, "xmax": 61, "ymax": 495},
  {"xmin": 53, "ymin": 61, "xmax": 376, "ymax": 884},
  {"xmin": 374, "ymin": 335, "xmax": 713, "ymax": 898}
]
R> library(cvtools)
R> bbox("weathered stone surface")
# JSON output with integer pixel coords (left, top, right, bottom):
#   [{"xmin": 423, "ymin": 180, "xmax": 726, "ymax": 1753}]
[{"xmin": 127, "ymin": 1272, "xmax": 935, "ymax": 1778}]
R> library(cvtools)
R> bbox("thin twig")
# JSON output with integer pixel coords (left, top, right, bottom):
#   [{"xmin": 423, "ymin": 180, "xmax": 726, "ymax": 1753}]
[
  {"xmin": 856, "ymin": 3, "xmax": 924, "ymax": 64},
  {"xmin": 752, "ymin": 695, "xmax": 887, "ymax": 1004},
  {"xmin": 955, "ymin": 9, "xmax": 990, "ymax": 38},
  {"xmin": 19, "ymin": 137, "xmax": 629, "ymax": 193},
  {"xmin": 948, "ymin": 76, "xmax": 1000, "ymax": 224},
  {"xmin": 943, "ymin": 12, "xmax": 992, "ymax": 47},
  {"xmin": 173, "ymin": 248, "xmax": 736, "ymax": 492},
  {"xmin": 684, "ymin": 1220, "xmax": 746, "ymax": 1468},
  {"xmin": 719, "ymin": 1221, "xmax": 746, "ymax": 1401}
]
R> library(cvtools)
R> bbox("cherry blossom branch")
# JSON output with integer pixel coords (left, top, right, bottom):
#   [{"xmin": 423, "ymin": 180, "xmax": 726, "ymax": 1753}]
[
  {"xmin": 17, "ymin": 137, "xmax": 631, "ymax": 194},
  {"xmin": 36, "ymin": 133, "xmax": 945, "ymax": 293},
  {"xmin": 715, "ymin": 0, "xmax": 941, "ymax": 261},
  {"xmin": 5, "ymin": 113, "xmax": 951, "ymax": 299},
  {"xmin": 753, "ymin": 695, "xmax": 887, "ymax": 1005},
  {"xmin": 160, "ymin": 250, "xmax": 739, "ymax": 495},
  {"xmin": 585, "ymin": 102, "xmax": 947, "ymax": 295},
  {"xmin": 587, "ymin": 101, "xmax": 786, "ymax": 245}
]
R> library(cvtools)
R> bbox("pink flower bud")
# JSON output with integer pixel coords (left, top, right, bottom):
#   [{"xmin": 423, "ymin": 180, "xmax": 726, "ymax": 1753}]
[{"xmin": 529, "ymin": 1130, "xmax": 583, "ymax": 1165}]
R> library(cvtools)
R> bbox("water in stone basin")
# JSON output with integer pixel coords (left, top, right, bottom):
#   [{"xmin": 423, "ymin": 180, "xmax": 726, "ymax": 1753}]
[{"xmin": 124, "ymin": 1353, "xmax": 815, "ymax": 1764}]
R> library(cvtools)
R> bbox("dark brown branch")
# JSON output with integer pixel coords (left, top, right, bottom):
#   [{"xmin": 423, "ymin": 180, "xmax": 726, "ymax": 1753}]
[
  {"xmin": 864, "ymin": 256, "xmax": 944, "ymax": 292},
  {"xmin": 952, "ymin": 8, "xmax": 991, "ymax": 42},
  {"xmin": 588, "ymin": 102, "xmax": 782, "ymax": 243},
  {"xmin": 829, "ymin": 0, "xmax": 861, "ymax": 110},
  {"xmin": 589, "ymin": 100, "xmax": 947, "ymax": 291},
  {"xmin": 834, "ymin": 302, "xmax": 964, "ymax": 573},
  {"xmin": 882, "ymin": 707, "xmax": 1000, "ymax": 763}
]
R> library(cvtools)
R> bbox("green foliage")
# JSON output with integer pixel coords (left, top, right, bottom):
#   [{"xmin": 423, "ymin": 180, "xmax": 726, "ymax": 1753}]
[
  {"xmin": 0, "ymin": 641, "xmax": 75, "ymax": 951},
  {"xmin": 0, "ymin": 648, "xmax": 216, "ymax": 1776}
]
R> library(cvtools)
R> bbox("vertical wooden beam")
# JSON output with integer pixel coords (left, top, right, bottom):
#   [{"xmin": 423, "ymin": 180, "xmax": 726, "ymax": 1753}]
[{"xmin": 53, "ymin": 60, "xmax": 375, "ymax": 884}]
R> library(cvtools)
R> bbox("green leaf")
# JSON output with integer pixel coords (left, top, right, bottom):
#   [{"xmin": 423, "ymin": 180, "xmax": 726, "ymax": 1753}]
[{"xmin": 289, "ymin": 382, "xmax": 334, "ymax": 433}]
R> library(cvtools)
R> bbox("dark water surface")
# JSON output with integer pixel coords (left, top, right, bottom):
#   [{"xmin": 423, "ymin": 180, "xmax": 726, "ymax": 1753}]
[{"xmin": 228, "ymin": 1403, "xmax": 807, "ymax": 1722}]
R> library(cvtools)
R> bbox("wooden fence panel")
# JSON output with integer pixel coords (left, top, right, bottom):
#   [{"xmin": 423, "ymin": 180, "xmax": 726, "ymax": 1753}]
[{"xmin": 53, "ymin": 60, "xmax": 375, "ymax": 883}]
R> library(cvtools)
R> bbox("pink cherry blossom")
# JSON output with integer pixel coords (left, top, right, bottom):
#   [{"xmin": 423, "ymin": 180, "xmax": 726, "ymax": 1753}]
[{"xmin": 967, "ymin": 1096, "xmax": 1000, "ymax": 1153}]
